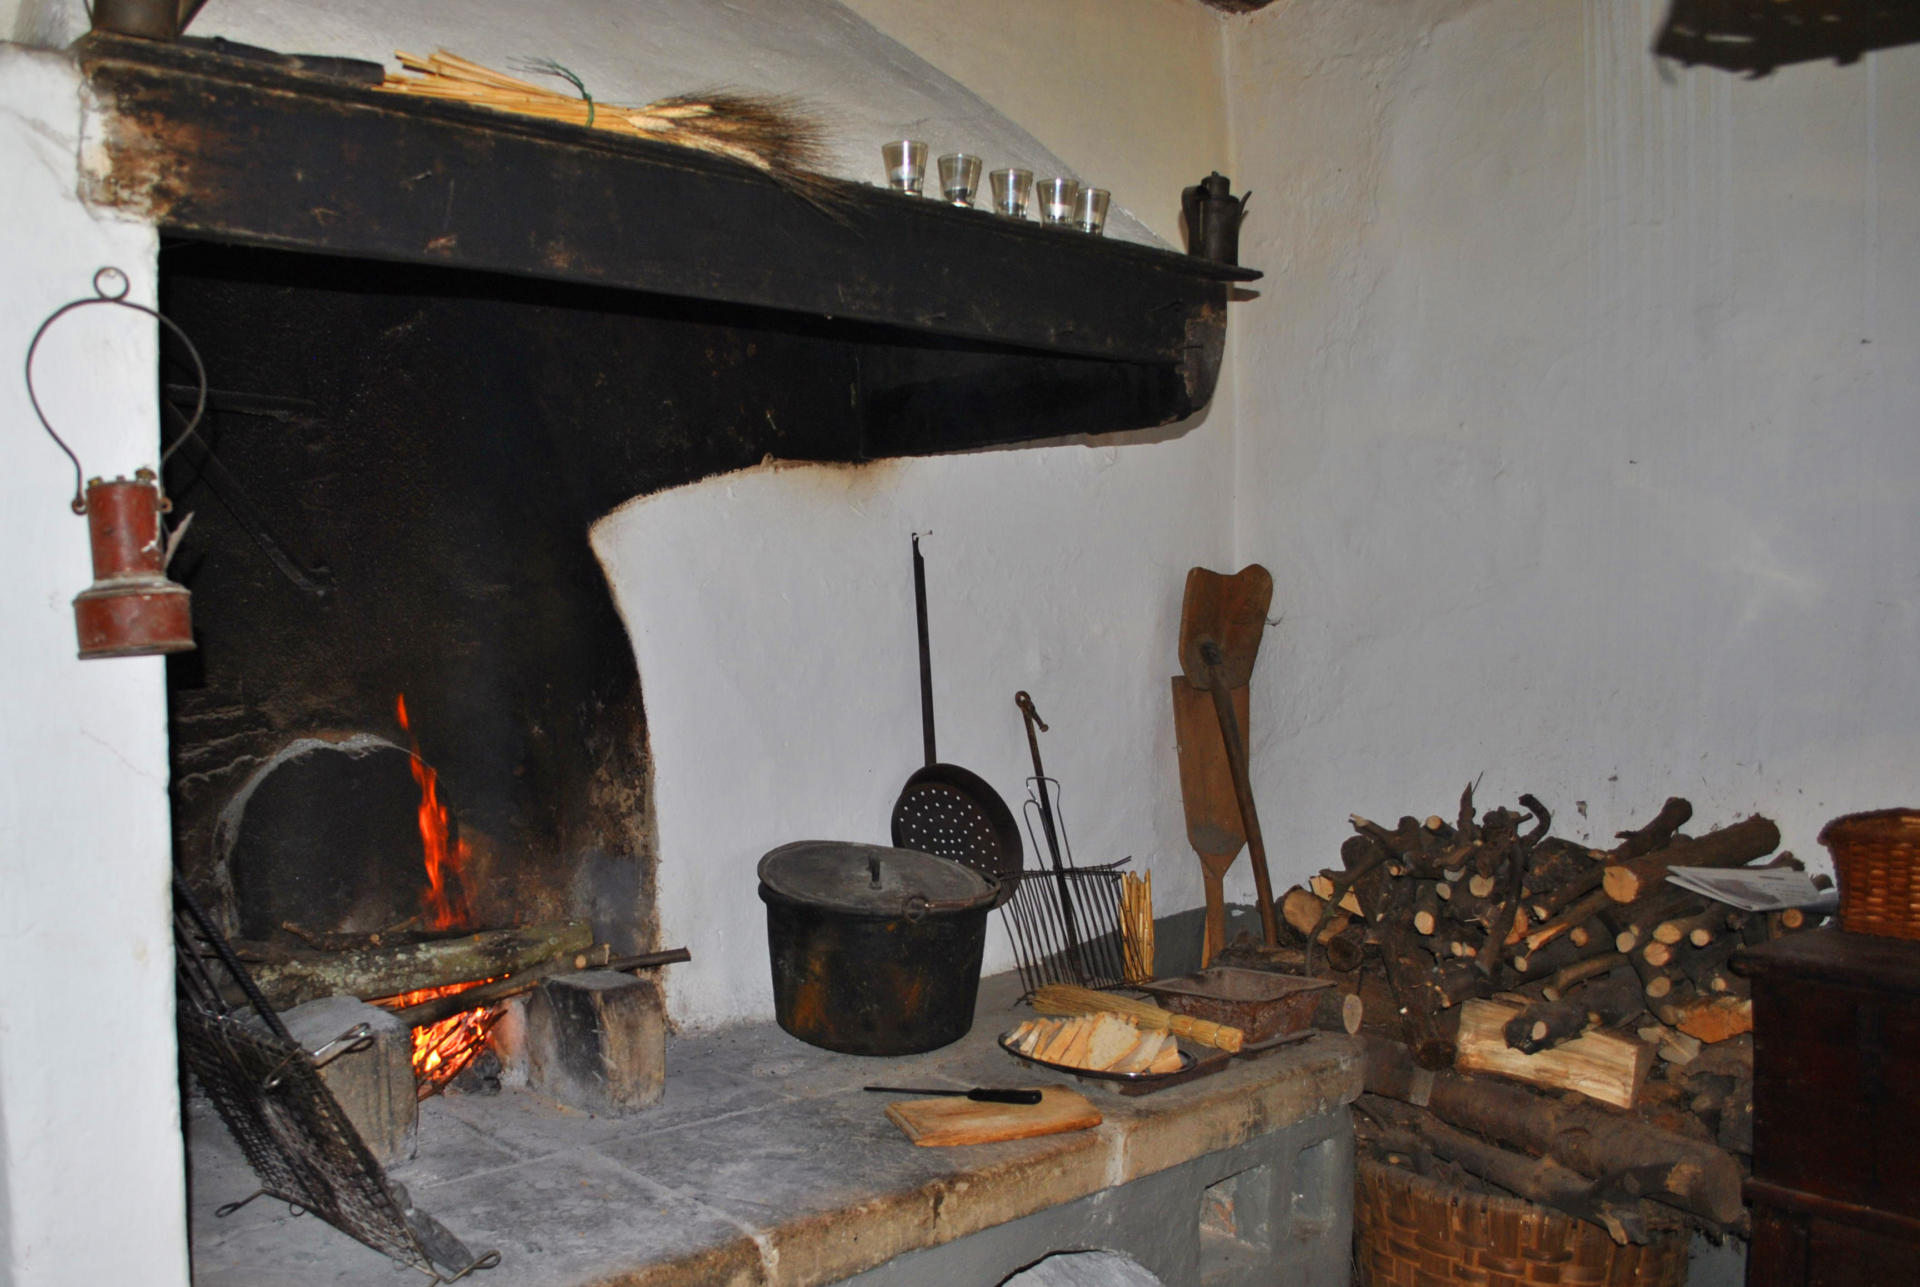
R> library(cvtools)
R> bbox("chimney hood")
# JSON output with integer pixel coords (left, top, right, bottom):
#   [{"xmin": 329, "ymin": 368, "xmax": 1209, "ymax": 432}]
[{"xmin": 78, "ymin": 34, "xmax": 1258, "ymax": 456}]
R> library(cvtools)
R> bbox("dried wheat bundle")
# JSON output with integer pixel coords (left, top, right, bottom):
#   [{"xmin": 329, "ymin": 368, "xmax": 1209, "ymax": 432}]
[{"xmin": 381, "ymin": 50, "xmax": 832, "ymax": 199}]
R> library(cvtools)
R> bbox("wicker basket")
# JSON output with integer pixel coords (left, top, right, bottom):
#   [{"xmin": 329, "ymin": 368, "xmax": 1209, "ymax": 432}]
[
  {"xmin": 1819, "ymin": 809, "xmax": 1920, "ymax": 940},
  {"xmin": 1355, "ymin": 1159, "xmax": 1689, "ymax": 1287}
]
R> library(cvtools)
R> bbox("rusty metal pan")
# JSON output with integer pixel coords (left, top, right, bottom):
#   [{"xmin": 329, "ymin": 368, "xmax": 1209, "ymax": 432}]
[{"xmin": 1136, "ymin": 967, "xmax": 1334, "ymax": 1045}]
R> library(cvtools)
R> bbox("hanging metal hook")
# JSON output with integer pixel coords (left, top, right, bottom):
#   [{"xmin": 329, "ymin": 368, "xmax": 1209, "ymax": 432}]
[{"xmin": 22, "ymin": 266, "xmax": 209, "ymax": 514}]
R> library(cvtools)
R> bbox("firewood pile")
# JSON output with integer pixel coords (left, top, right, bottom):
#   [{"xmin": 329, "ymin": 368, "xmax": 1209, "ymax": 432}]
[{"xmin": 1219, "ymin": 789, "xmax": 1828, "ymax": 1246}]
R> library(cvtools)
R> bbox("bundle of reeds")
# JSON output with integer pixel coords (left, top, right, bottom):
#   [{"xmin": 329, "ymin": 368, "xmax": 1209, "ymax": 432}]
[
  {"xmin": 379, "ymin": 50, "xmax": 831, "ymax": 196},
  {"xmin": 1120, "ymin": 871, "xmax": 1155, "ymax": 983},
  {"xmin": 1030, "ymin": 982, "xmax": 1244, "ymax": 1053}
]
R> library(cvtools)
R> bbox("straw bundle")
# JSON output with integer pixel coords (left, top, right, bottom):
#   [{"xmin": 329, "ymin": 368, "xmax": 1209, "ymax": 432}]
[
  {"xmin": 1031, "ymin": 983, "xmax": 1244, "ymax": 1053},
  {"xmin": 380, "ymin": 51, "xmax": 833, "ymax": 201},
  {"xmin": 1120, "ymin": 871, "xmax": 1155, "ymax": 983}
]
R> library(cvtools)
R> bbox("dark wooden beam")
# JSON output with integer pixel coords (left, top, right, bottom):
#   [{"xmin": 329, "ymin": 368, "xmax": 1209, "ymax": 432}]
[{"xmin": 78, "ymin": 35, "xmax": 1254, "ymax": 447}]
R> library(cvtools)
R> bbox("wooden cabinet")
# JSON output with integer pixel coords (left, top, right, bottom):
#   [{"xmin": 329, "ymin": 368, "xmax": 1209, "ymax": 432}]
[{"xmin": 1736, "ymin": 930, "xmax": 1920, "ymax": 1286}]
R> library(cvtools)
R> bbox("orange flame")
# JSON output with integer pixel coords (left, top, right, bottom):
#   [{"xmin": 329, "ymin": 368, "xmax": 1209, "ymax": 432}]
[
  {"xmin": 395, "ymin": 693, "xmax": 472, "ymax": 930},
  {"xmin": 389, "ymin": 981, "xmax": 502, "ymax": 1097}
]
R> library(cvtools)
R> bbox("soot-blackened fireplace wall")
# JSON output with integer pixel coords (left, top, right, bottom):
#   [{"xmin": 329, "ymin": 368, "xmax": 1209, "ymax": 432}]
[{"xmin": 163, "ymin": 246, "xmax": 886, "ymax": 948}]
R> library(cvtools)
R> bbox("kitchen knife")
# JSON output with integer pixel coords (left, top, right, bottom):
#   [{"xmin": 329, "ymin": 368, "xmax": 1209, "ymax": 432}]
[{"xmin": 863, "ymin": 1085, "xmax": 1043, "ymax": 1105}]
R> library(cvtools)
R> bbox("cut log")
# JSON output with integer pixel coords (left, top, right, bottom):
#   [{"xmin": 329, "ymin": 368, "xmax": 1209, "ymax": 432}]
[
  {"xmin": 1312, "ymin": 986, "xmax": 1364, "ymax": 1034},
  {"xmin": 1454, "ymin": 998, "xmax": 1652, "ymax": 1109},
  {"xmin": 243, "ymin": 919, "xmax": 595, "ymax": 1009},
  {"xmin": 1602, "ymin": 815, "xmax": 1780, "ymax": 904},
  {"xmin": 1543, "ymin": 952, "xmax": 1630, "ymax": 1000},
  {"xmin": 1424, "ymin": 1069, "xmax": 1746, "ymax": 1225},
  {"xmin": 391, "ymin": 946, "xmax": 691, "ymax": 1027},
  {"xmin": 1410, "ymin": 881, "xmax": 1442, "ymax": 937},
  {"xmin": 1611, "ymin": 797, "xmax": 1694, "ymax": 859},
  {"xmin": 1363, "ymin": 1096, "xmax": 1651, "ymax": 1246}
]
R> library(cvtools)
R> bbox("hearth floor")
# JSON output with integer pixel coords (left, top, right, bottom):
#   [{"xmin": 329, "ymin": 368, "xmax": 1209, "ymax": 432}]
[{"xmin": 184, "ymin": 971, "xmax": 1361, "ymax": 1287}]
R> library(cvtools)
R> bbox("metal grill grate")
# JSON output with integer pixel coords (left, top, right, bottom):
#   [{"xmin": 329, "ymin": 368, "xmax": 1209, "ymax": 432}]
[{"xmin": 173, "ymin": 878, "xmax": 496, "ymax": 1281}]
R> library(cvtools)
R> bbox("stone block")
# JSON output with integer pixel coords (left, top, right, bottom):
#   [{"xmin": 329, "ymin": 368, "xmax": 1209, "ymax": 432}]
[
  {"xmin": 279, "ymin": 994, "xmax": 417, "ymax": 1166},
  {"xmin": 524, "ymin": 970, "xmax": 664, "ymax": 1115}
]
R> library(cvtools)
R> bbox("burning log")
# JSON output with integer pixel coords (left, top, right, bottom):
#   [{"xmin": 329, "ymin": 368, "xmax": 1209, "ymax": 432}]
[
  {"xmin": 241, "ymin": 919, "xmax": 594, "ymax": 1009},
  {"xmin": 390, "ymin": 946, "xmax": 691, "ymax": 1027}
]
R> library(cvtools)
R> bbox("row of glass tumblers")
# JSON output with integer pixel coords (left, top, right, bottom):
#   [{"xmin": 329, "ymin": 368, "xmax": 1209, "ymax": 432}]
[{"xmin": 882, "ymin": 140, "xmax": 1110, "ymax": 235}]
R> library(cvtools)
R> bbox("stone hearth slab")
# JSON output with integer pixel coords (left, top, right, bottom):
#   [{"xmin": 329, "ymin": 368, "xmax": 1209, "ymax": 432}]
[{"xmin": 184, "ymin": 972, "xmax": 1361, "ymax": 1286}]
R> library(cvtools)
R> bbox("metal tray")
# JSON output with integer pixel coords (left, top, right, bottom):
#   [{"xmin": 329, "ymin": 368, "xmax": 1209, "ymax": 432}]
[
  {"xmin": 1136, "ymin": 967, "xmax": 1334, "ymax": 1044},
  {"xmin": 997, "ymin": 1031, "xmax": 1233, "ymax": 1096}
]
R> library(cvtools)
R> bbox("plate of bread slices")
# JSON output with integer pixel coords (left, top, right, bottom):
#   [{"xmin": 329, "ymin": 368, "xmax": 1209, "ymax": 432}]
[{"xmin": 999, "ymin": 1012, "xmax": 1232, "ymax": 1095}]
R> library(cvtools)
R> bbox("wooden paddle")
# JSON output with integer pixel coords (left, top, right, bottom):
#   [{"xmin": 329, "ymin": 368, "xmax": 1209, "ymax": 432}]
[
  {"xmin": 1172, "ymin": 676, "xmax": 1248, "ymax": 967},
  {"xmin": 1177, "ymin": 565, "xmax": 1280, "ymax": 946}
]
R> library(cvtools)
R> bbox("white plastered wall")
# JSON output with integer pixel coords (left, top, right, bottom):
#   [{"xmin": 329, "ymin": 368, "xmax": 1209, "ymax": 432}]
[
  {"xmin": 1222, "ymin": 0, "xmax": 1920, "ymax": 883},
  {"xmin": 0, "ymin": 46, "xmax": 184, "ymax": 1287}
]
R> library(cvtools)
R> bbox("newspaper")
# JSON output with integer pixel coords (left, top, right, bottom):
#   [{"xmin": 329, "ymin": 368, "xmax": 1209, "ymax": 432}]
[{"xmin": 1663, "ymin": 865, "xmax": 1838, "ymax": 913}]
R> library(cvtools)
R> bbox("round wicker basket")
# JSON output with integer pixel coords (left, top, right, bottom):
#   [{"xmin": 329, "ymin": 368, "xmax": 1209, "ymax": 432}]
[
  {"xmin": 1355, "ymin": 1158, "xmax": 1690, "ymax": 1287},
  {"xmin": 1819, "ymin": 808, "xmax": 1920, "ymax": 940}
]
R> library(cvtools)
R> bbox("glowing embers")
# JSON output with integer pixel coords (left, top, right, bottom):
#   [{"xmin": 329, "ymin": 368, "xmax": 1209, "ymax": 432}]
[{"xmin": 387, "ymin": 980, "xmax": 502, "ymax": 1098}]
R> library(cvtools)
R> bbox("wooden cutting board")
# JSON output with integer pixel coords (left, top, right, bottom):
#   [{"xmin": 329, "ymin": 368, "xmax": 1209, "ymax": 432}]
[{"xmin": 883, "ymin": 1087, "xmax": 1101, "ymax": 1147}]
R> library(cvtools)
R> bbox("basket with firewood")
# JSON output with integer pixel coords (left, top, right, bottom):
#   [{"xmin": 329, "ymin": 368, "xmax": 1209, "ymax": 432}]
[{"xmin": 1216, "ymin": 789, "xmax": 1828, "ymax": 1277}]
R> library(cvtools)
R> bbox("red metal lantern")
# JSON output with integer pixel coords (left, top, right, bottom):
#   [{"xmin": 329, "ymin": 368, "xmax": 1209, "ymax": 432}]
[
  {"xmin": 24, "ymin": 266, "xmax": 202, "ymax": 659},
  {"xmin": 72, "ymin": 469, "xmax": 195, "ymax": 658}
]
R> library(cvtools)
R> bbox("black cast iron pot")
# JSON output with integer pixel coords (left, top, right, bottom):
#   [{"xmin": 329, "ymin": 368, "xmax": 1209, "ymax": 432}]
[{"xmin": 758, "ymin": 840, "xmax": 998, "ymax": 1055}]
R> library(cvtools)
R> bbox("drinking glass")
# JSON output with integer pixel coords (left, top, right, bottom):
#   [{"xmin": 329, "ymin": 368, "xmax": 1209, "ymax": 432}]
[
  {"xmin": 938, "ymin": 153, "xmax": 984, "ymax": 207},
  {"xmin": 1074, "ymin": 187, "xmax": 1111, "ymax": 236},
  {"xmin": 989, "ymin": 167, "xmax": 1032, "ymax": 218},
  {"xmin": 1036, "ymin": 177, "xmax": 1080, "ymax": 225},
  {"xmin": 882, "ymin": 140, "xmax": 929, "ymax": 195}
]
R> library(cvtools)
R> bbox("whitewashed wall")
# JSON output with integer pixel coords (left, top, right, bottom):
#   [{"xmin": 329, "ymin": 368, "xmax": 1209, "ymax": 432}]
[
  {"xmin": 1223, "ymin": 0, "xmax": 1920, "ymax": 881},
  {"xmin": 0, "ymin": 47, "xmax": 184, "ymax": 1287}
]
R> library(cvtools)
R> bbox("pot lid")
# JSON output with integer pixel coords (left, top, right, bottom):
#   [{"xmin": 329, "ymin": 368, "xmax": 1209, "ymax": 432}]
[{"xmin": 758, "ymin": 841, "xmax": 997, "ymax": 917}]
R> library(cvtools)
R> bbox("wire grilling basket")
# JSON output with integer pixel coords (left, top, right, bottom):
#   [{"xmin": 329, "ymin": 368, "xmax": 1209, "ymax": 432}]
[
  {"xmin": 173, "ymin": 877, "xmax": 497, "ymax": 1282},
  {"xmin": 995, "ymin": 748, "xmax": 1133, "ymax": 995}
]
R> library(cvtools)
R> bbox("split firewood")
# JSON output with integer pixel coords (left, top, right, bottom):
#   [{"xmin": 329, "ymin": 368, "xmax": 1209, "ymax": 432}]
[
  {"xmin": 1281, "ymin": 886, "xmax": 1350, "ymax": 940},
  {"xmin": 1454, "ymin": 998, "xmax": 1652, "ymax": 1109},
  {"xmin": 1308, "ymin": 873, "xmax": 1363, "ymax": 915},
  {"xmin": 1660, "ymin": 994, "xmax": 1753, "ymax": 1044},
  {"xmin": 1601, "ymin": 815, "xmax": 1781, "ymax": 904},
  {"xmin": 241, "ymin": 918, "xmax": 595, "ymax": 1009}
]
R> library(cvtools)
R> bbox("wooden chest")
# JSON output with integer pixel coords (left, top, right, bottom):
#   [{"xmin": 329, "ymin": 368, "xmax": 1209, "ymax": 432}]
[{"xmin": 1736, "ymin": 930, "xmax": 1920, "ymax": 1286}]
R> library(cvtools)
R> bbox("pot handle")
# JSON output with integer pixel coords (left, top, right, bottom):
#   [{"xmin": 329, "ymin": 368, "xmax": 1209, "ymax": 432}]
[{"xmin": 903, "ymin": 871, "xmax": 1001, "ymax": 921}]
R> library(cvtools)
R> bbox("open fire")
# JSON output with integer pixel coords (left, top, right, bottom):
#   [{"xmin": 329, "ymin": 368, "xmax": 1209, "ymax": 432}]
[{"xmin": 386, "ymin": 694, "xmax": 498, "ymax": 1094}]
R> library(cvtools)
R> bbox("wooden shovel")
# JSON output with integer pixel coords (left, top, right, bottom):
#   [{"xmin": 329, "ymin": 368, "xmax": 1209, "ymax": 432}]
[
  {"xmin": 1172, "ymin": 676, "xmax": 1247, "ymax": 968},
  {"xmin": 1178, "ymin": 565, "xmax": 1280, "ymax": 946}
]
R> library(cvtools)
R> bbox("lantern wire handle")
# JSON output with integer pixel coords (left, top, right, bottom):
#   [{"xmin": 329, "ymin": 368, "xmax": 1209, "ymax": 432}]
[{"xmin": 23, "ymin": 266, "xmax": 209, "ymax": 515}]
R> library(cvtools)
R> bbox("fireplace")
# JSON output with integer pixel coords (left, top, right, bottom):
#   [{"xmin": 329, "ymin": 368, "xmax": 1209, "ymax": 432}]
[{"xmin": 109, "ymin": 30, "xmax": 1250, "ymax": 1048}]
